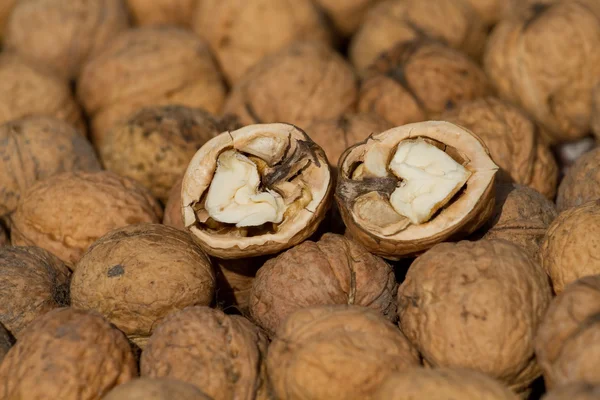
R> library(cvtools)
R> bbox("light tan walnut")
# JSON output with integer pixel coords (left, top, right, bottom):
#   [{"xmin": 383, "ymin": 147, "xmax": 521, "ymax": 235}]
[
  {"xmin": 556, "ymin": 147, "xmax": 600, "ymax": 211},
  {"xmin": 126, "ymin": 0, "xmax": 196, "ymax": 27}
]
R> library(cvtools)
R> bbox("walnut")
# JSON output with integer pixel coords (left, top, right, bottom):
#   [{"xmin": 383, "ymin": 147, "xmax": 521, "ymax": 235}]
[
  {"xmin": 0, "ymin": 0, "xmax": 16, "ymax": 40},
  {"xmin": 104, "ymin": 378, "xmax": 212, "ymax": 400},
  {"xmin": 125, "ymin": 0, "xmax": 196, "ymax": 27},
  {"xmin": 313, "ymin": 0, "xmax": 383, "ymax": 36},
  {"xmin": 215, "ymin": 257, "xmax": 263, "ymax": 315},
  {"xmin": 0, "ymin": 225, "xmax": 7, "ymax": 247},
  {"xmin": 543, "ymin": 383, "xmax": 600, "ymax": 400},
  {"xmin": 462, "ymin": 0, "xmax": 513, "ymax": 26},
  {"xmin": 554, "ymin": 137, "xmax": 597, "ymax": 178},
  {"xmin": 0, "ymin": 323, "xmax": 13, "ymax": 363},
  {"xmin": 556, "ymin": 147, "xmax": 600, "ymax": 211},
  {"xmin": 163, "ymin": 177, "xmax": 185, "ymax": 230}
]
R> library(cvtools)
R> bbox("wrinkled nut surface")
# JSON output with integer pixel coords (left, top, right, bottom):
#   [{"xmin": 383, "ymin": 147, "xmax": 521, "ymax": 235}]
[
  {"xmin": 336, "ymin": 121, "xmax": 498, "ymax": 259},
  {"xmin": 358, "ymin": 40, "xmax": 492, "ymax": 128},
  {"xmin": 0, "ymin": 246, "xmax": 71, "ymax": 338},
  {"xmin": 223, "ymin": 41, "xmax": 358, "ymax": 128},
  {"xmin": 398, "ymin": 239, "xmax": 553, "ymax": 392},
  {"xmin": 267, "ymin": 305, "xmax": 420, "ymax": 400},
  {"xmin": 535, "ymin": 275, "xmax": 600, "ymax": 389},
  {"xmin": 71, "ymin": 224, "xmax": 215, "ymax": 347},
  {"xmin": 543, "ymin": 383, "xmax": 600, "ymax": 400},
  {"xmin": 0, "ymin": 116, "xmax": 101, "ymax": 217},
  {"xmin": 539, "ymin": 200, "xmax": 600, "ymax": 294},
  {"xmin": 182, "ymin": 123, "xmax": 332, "ymax": 259},
  {"xmin": 10, "ymin": 171, "xmax": 162, "ymax": 267},
  {"xmin": 0, "ymin": 307, "xmax": 137, "ymax": 400},
  {"xmin": 557, "ymin": 147, "xmax": 600, "ymax": 211},
  {"xmin": 141, "ymin": 306, "xmax": 268, "ymax": 400},
  {"xmin": 0, "ymin": 323, "xmax": 12, "ymax": 363},
  {"xmin": 249, "ymin": 233, "xmax": 397, "ymax": 336},
  {"xmin": 314, "ymin": 0, "xmax": 383, "ymax": 36},
  {"xmin": 441, "ymin": 97, "xmax": 558, "ymax": 199},
  {"xmin": 104, "ymin": 378, "xmax": 213, "ymax": 400},
  {"xmin": 126, "ymin": 0, "xmax": 196, "ymax": 27},
  {"xmin": 215, "ymin": 257, "xmax": 263, "ymax": 315}
]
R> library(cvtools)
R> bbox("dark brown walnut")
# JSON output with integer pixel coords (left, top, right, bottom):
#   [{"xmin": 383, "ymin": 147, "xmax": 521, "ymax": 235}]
[
  {"xmin": 359, "ymin": 40, "xmax": 492, "ymax": 128},
  {"xmin": 163, "ymin": 177, "xmax": 185, "ymax": 230},
  {"xmin": 100, "ymin": 105, "xmax": 223, "ymax": 203},
  {"xmin": 249, "ymin": 233, "xmax": 397, "ymax": 336},
  {"xmin": 223, "ymin": 41, "xmax": 358, "ymax": 128},
  {"xmin": 126, "ymin": 0, "xmax": 196, "ymax": 27},
  {"xmin": 535, "ymin": 275, "xmax": 600, "ymax": 389},
  {"xmin": 0, "ymin": 307, "xmax": 137, "ymax": 400},
  {"xmin": 484, "ymin": 0, "xmax": 600, "ymax": 143},
  {"xmin": 0, "ymin": 246, "xmax": 71, "ymax": 338},
  {"xmin": 192, "ymin": 0, "xmax": 332, "ymax": 84},
  {"xmin": 71, "ymin": 223, "xmax": 215, "ymax": 348},
  {"xmin": 267, "ymin": 305, "xmax": 421, "ymax": 400},
  {"xmin": 313, "ymin": 0, "xmax": 383, "ymax": 36},
  {"xmin": 556, "ymin": 147, "xmax": 600, "ymax": 211},
  {"xmin": 182, "ymin": 123, "xmax": 333, "ymax": 259},
  {"xmin": 104, "ymin": 378, "xmax": 213, "ymax": 400},
  {"xmin": 543, "ymin": 383, "xmax": 600, "ymax": 400},
  {"xmin": 336, "ymin": 121, "xmax": 499, "ymax": 259},
  {"xmin": 0, "ymin": 323, "xmax": 12, "ymax": 363},
  {"xmin": 78, "ymin": 26, "xmax": 227, "ymax": 146},
  {"xmin": 215, "ymin": 257, "xmax": 264, "ymax": 315},
  {"xmin": 141, "ymin": 306, "xmax": 268, "ymax": 400},
  {"xmin": 10, "ymin": 171, "xmax": 163, "ymax": 267},
  {"xmin": 4, "ymin": 0, "xmax": 129, "ymax": 81},
  {"xmin": 539, "ymin": 200, "xmax": 600, "ymax": 294},
  {"xmin": 398, "ymin": 239, "xmax": 553, "ymax": 393},
  {"xmin": 441, "ymin": 97, "xmax": 558, "ymax": 199},
  {"xmin": 0, "ymin": 116, "xmax": 101, "ymax": 218}
]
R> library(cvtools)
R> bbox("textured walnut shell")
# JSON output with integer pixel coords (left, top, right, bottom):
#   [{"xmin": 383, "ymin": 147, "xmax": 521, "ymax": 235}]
[
  {"xmin": 539, "ymin": 200, "xmax": 600, "ymax": 294},
  {"xmin": 0, "ymin": 246, "xmax": 71, "ymax": 338},
  {"xmin": 126, "ymin": 0, "xmax": 196, "ymax": 27},
  {"xmin": 398, "ymin": 239, "xmax": 553, "ymax": 392},
  {"xmin": 556, "ymin": 147, "xmax": 600, "ymax": 211},
  {"xmin": 100, "ymin": 105, "xmax": 222, "ymax": 202},
  {"xmin": 484, "ymin": 0, "xmax": 600, "ymax": 143},
  {"xmin": 4, "ymin": 0, "xmax": 129, "ymax": 81},
  {"xmin": 358, "ymin": 40, "xmax": 492, "ymax": 128},
  {"xmin": 0, "ymin": 307, "xmax": 137, "ymax": 400},
  {"xmin": 71, "ymin": 223, "xmax": 215, "ymax": 347},
  {"xmin": 163, "ymin": 177, "xmax": 185, "ymax": 230},
  {"xmin": 223, "ymin": 41, "xmax": 358, "ymax": 127},
  {"xmin": 554, "ymin": 137, "xmax": 597, "ymax": 178},
  {"xmin": 10, "ymin": 171, "xmax": 162, "ymax": 267},
  {"xmin": 313, "ymin": 0, "xmax": 383, "ymax": 36},
  {"xmin": 543, "ymin": 383, "xmax": 600, "ymax": 400},
  {"xmin": 215, "ymin": 257, "xmax": 263, "ymax": 315},
  {"xmin": 0, "ymin": 116, "xmax": 101, "ymax": 217},
  {"xmin": 0, "ymin": 323, "xmax": 12, "ymax": 363},
  {"xmin": 182, "ymin": 123, "xmax": 333, "ymax": 259},
  {"xmin": 349, "ymin": 0, "xmax": 488, "ymax": 73},
  {"xmin": 441, "ymin": 97, "xmax": 558, "ymax": 199},
  {"xmin": 0, "ymin": 0, "xmax": 16, "ymax": 39},
  {"xmin": 249, "ymin": 233, "xmax": 397, "ymax": 336},
  {"xmin": 104, "ymin": 378, "xmax": 212, "ymax": 400},
  {"xmin": 78, "ymin": 26, "xmax": 226, "ymax": 146},
  {"xmin": 337, "ymin": 121, "xmax": 499, "ymax": 259},
  {"xmin": 141, "ymin": 306, "xmax": 268, "ymax": 400},
  {"xmin": 192, "ymin": 0, "xmax": 332, "ymax": 84},
  {"xmin": 535, "ymin": 275, "xmax": 600, "ymax": 389},
  {"xmin": 267, "ymin": 305, "xmax": 421, "ymax": 400}
]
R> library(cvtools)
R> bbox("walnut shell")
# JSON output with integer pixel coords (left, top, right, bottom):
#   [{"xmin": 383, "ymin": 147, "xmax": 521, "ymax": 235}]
[
  {"xmin": 163, "ymin": 177, "xmax": 185, "ymax": 230},
  {"xmin": 78, "ymin": 26, "xmax": 226, "ymax": 146},
  {"xmin": 556, "ymin": 147, "xmax": 600, "ymax": 211},
  {"xmin": 0, "ymin": 116, "xmax": 101, "ymax": 218},
  {"xmin": 10, "ymin": 171, "xmax": 163, "ymax": 267},
  {"xmin": 539, "ymin": 200, "xmax": 600, "ymax": 294},
  {"xmin": 215, "ymin": 257, "xmax": 263, "ymax": 315},
  {"xmin": 358, "ymin": 40, "xmax": 492, "ymax": 128},
  {"xmin": 0, "ymin": 0, "xmax": 16, "ymax": 40},
  {"xmin": 126, "ymin": 0, "xmax": 196, "ymax": 27},
  {"xmin": 71, "ymin": 223, "xmax": 215, "ymax": 347},
  {"xmin": 462, "ymin": 0, "xmax": 513, "ymax": 26},
  {"xmin": 398, "ymin": 239, "xmax": 553, "ymax": 392},
  {"xmin": 223, "ymin": 41, "xmax": 358, "ymax": 128},
  {"xmin": 313, "ymin": 0, "xmax": 383, "ymax": 36},
  {"xmin": 267, "ymin": 305, "xmax": 421, "ymax": 400},
  {"xmin": 249, "ymin": 233, "xmax": 397, "ymax": 336},
  {"xmin": 0, "ymin": 307, "xmax": 137, "ymax": 400},
  {"xmin": 543, "ymin": 383, "xmax": 600, "ymax": 400},
  {"xmin": 141, "ymin": 306, "xmax": 268, "ymax": 400},
  {"xmin": 104, "ymin": 378, "xmax": 212, "ymax": 400},
  {"xmin": 4, "ymin": 0, "xmax": 129, "ymax": 81}
]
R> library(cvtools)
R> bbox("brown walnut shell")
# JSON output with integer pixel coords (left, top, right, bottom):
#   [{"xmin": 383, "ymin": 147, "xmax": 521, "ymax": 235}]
[
  {"xmin": 313, "ymin": 0, "xmax": 383, "ymax": 36},
  {"xmin": 556, "ymin": 147, "xmax": 600, "ymax": 211},
  {"xmin": 543, "ymin": 383, "xmax": 600, "ymax": 400},
  {"xmin": 0, "ymin": 0, "xmax": 16, "ymax": 39},
  {"xmin": 104, "ymin": 378, "xmax": 213, "ymax": 400},
  {"xmin": 126, "ymin": 0, "xmax": 196, "ymax": 27},
  {"xmin": 0, "ymin": 323, "xmax": 12, "ymax": 363},
  {"xmin": 462, "ymin": 0, "xmax": 513, "ymax": 26}
]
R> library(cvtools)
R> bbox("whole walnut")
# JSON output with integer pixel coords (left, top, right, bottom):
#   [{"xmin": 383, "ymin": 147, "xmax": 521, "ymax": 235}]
[
  {"xmin": 71, "ymin": 223, "xmax": 215, "ymax": 348},
  {"xmin": 4, "ymin": 0, "xmax": 129, "ymax": 81},
  {"xmin": 141, "ymin": 306, "xmax": 268, "ymax": 400},
  {"xmin": 0, "ymin": 116, "xmax": 101, "ymax": 218},
  {"xmin": 358, "ymin": 40, "xmax": 491, "ymax": 127},
  {"xmin": 163, "ymin": 177, "xmax": 184, "ymax": 230},
  {"xmin": 267, "ymin": 305, "xmax": 421, "ymax": 400},
  {"xmin": 441, "ymin": 97, "xmax": 558, "ymax": 199},
  {"xmin": 126, "ymin": 0, "xmax": 196, "ymax": 27},
  {"xmin": 543, "ymin": 383, "xmax": 600, "ymax": 400},
  {"xmin": 539, "ymin": 200, "xmax": 600, "ymax": 294},
  {"xmin": 104, "ymin": 378, "xmax": 212, "ymax": 400},
  {"xmin": 223, "ymin": 41, "xmax": 358, "ymax": 128},
  {"xmin": 313, "ymin": 0, "xmax": 383, "ymax": 37},
  {"xmin": 556, "ymin": 147, "xmax": 600, "ymax": 211},
  {"xmin": 10, "ymin": 171, "xmax": 163, "ymax": 267},
  {"xmin": 249, "ymin": 233, "xmax": 397, "ymax": 336},
  {"xmin": 78, "ymin": 26, "xmax": 226, "ymax": 146},
  {"xmin": 0, "ymin": 323, "xmax": 12, "ymax": 363},
  {"xmin": 215, "ymin": 257, "xmax": 263, "ymax": 315},
  {"xmin": 0, "ymin": 308, "xmax": 137, "ymax": 400},
  {"xmin": 398, "ymin": 239, "xmax": 553, "ymax": 393}
]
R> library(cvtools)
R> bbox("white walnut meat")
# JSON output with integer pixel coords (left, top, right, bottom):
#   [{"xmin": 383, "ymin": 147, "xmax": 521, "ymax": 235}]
[
  {"xmin": 0, "ymin": 246, "xmax": 71, "ymax": 338},
  {"xmin": 249, "ymin": 233, "xmax": 397, "ymax": 336},
  {"xmin": 0, "ymin": 307, "xmax": 137, "ymax": 400},
  {"xmin": 141, "ymin": 306, "xmax": 269, "ymax": 400},
  {"xmin": 398, "ymin": 239, "xmax": 553, "ymax": 393},
  {"xmin": 336, "ymin": 121, "xmax": 499, "ymax": 259},
  {"xmin": 71, "ymin": 223, "xmax": 215, "ymax": 348},
  {"xmin": 556, "ymin": 147, "xmax": 600, "ymax": 211},
  {"xmin": 223, "ymin": 41, "xmax": 358, "ymax": 128},
  {"xmin": 0, "ymin": 323, "xmax": 12, "ymax": 363},
  {"xmin": 543, "ymin": 383, "xmax": 600, "ymax": 400},
  {"xmin": 126, "ymin": 0, "xmax": 196, "ymax": 27},
  {"xmin": 10, "ymin": 171, "xmax": 163, "ymax": 267},
  {"xmin": 104, "ymin": 378, "xmax": 213, "ymax": 400},
  {"xmin": 182, "ymin": 123, "xmax": 333, "ymax": 259},
  {"xmin": 0, "ymin": 116, "xmax": 101, "ymax": 218},
  {"xmin": 267, "ymin": 305, "xmax": 421, "ymax": 400},
  {"xmin": 313, "ymin": 0, "xmax": 383, "ymax": 36},
  {"xmin": 535, "ymin": 275, "xmax": 600, "ymax": 389},
  {"xmin": 539, "ymin": 200, "xmax": 600, "ymax": 294}
]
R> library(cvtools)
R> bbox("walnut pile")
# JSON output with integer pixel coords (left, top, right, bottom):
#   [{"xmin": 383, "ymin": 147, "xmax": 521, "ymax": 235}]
[
  {"xmin": 104, "ymin": 378, "xmax": 213, "ymax": 400},
  {"xmin": 543, "ymin": 383, "xmax": 600, "ymax": 400},
  {"xmin": 125, "ymin": 0, "xmax": 196, "ymax": 27},
  {"xmin": 556, "ymin": 147, "xmax": 600, "ymax": 211}
]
